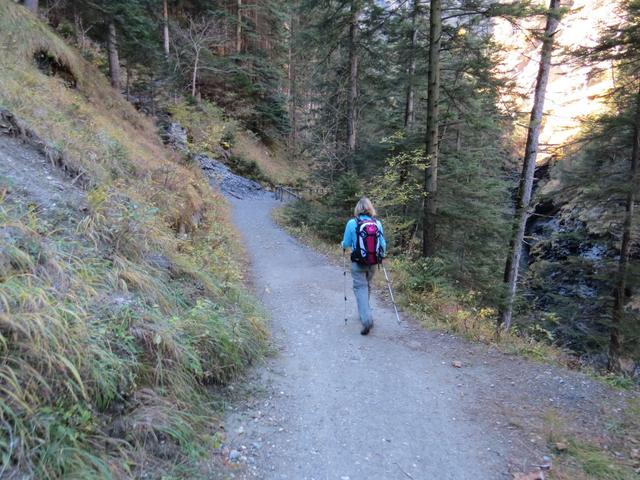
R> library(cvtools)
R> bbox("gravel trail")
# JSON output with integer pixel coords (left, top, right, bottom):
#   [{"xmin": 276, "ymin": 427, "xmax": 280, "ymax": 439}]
[{"xmin": 225, "ymin": 197, "xmax": 512, "ymax": 480}]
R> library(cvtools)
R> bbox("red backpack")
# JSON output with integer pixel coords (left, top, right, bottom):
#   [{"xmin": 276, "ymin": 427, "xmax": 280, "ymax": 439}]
[{"xmin": 351, "ymin": 217, "xmax": 383, "ymax": 265}]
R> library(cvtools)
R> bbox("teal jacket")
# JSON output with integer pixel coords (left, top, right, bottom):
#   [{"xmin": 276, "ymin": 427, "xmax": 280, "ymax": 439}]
[{"xmin": 341, "ymin": 215, "xmax": 387, "ymax": 255}]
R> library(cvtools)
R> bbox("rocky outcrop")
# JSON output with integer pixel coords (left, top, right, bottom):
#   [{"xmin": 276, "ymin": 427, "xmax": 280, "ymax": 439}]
[
  {"xmin": 162, "ymin": 122, "xmax": 189, "ymax": 152},
  {"xmin": 196, "ymin": 154, "xmax": 266, "ymax": 199},
  {"xmin": 159, "ymin": 120, "xmax": 267, "ymax": 199},
  {"xmin": 522, "ymin": 163, "xmax": 639, "ymax": 368}
]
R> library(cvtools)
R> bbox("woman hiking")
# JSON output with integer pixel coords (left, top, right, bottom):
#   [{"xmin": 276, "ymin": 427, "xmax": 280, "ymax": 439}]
[{"xmin": 342, "ymin": 197, "xmax": 386, "ymax": 335}]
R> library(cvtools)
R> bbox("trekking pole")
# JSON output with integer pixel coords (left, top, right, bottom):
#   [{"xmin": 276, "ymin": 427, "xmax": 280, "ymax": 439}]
[
  {"xmin": 343, "ymin": 249, "xmax": 348, "ymax": 324},
  {"xmin": 382, "ymin": 262, "xmax": 402, "ymax": 325}
]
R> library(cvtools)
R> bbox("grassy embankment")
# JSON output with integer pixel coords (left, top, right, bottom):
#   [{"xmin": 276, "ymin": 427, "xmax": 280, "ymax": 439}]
[{"xmin": 0, "ymin": 3, "xmax": 267, "ymax": 478}]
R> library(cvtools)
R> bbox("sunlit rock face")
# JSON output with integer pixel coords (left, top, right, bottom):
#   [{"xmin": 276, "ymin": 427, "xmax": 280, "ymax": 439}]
[{"xmin": 494, "ymin": 0, "xmax": 616, "ymax": 158}]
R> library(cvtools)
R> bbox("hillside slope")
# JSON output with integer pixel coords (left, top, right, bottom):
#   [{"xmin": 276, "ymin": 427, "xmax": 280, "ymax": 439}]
[{"xmin": 0, "ymin": 2, "xmax": 266, "ymax": 478}]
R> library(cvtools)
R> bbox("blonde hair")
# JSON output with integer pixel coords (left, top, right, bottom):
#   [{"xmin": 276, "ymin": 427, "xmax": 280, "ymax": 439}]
[{"xmin": 354, "ymin": 197, "xmax": 376, "ymax": 217}]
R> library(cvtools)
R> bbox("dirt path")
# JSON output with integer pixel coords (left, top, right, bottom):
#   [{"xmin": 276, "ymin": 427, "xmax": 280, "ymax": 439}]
[{"xmin": 223, "ymin": 197, "xmax": 515, "ymax": 480}]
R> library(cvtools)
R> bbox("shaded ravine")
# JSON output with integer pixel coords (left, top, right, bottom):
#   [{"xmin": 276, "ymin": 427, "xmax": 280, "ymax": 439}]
[{"xmin": 224, "ymin": 196, "xmax": 512, "ymax": 480}]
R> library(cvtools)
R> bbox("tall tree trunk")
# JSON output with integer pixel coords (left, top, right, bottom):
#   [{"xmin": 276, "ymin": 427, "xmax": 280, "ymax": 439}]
[
  {"xmin": 608, "ymin": 89, "xmax": 640, "ymax": 372},
  {"xmin": 107, "ymin": 22, "xmax": 121, "ymax": 90},
  {"xmin": 290, "ymin": 70, "xmax": 298, "ymax": 153},
  {"xmin": 404, "ymin": 0, "xmax": 419, "ymax": 129},
  {"xmin": 126, "ymin": 66, "xmax": 131, "ymax": 101},
  {"xmin": 254, "ymin": 5, "xmax": 260, "ymax": 51},
  {"xmin": 288, "ymin": 5, "xmax": 298, "ymax": 153},
  {"xmin": 74, "ymin": 7, "xmax": 84, "ymax": 49},
  {"xmin": 499, "ymin": 0, "xmax": 561, "ymax": 330},
  {"xmin": 191, "ymin": 48, "xmax": 200, "ymax": 97},
  {"xmin": 24, "ymin": 0, "xmax": 38, "ymax": 13},
  {"xmin": 236, "ymin": 0, "xmax": 243, "ymax": 54},
  {"xmin": 346, "ymin": 0, "xmax": 360, "ymax": 155},
  {"xmin": 421, "ymin": 0, "xmax": 442, "ymax": 257},
  {"xmin": 150, "ymin": 78, "xmax": 156, "ymax": 116},
  {"xmin": 163, "ymin": 0, "xmax": 170, "ymax": 56}
]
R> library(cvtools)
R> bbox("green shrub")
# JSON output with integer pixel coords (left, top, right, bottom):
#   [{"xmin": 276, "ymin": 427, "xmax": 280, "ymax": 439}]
[
  {"xmin": 399, "ymin": 256, "xmax": 449, "ymax": 293},
  {"xmin": 227, "ymin": 154, "xmax": 269, "ymax": 184}
]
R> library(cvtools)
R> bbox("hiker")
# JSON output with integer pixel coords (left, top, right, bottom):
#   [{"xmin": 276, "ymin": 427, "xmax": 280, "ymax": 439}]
[{"xmin": 342, "ymin": 197, "xmax": 386, "ymax": 335}]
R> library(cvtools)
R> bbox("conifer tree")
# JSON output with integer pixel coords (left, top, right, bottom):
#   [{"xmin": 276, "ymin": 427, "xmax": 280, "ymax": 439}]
[
  {"xmin": 610, "ymin": 91, "xmax": 640, "ymax": 371},
  {"xmin": 567, "ymin": 0, "xmax": 640, "ymax": 371}
]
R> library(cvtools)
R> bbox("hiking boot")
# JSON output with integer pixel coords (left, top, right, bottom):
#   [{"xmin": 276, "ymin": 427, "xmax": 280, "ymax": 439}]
[{"xmin": 360, "ymin": 324, "xmax": 371, "ymax": 335}]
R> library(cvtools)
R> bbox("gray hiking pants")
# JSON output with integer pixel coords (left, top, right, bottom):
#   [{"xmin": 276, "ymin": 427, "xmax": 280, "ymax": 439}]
[{"xmin": 351, "ymin": 262, "xmax": 376, "ymax": 327}]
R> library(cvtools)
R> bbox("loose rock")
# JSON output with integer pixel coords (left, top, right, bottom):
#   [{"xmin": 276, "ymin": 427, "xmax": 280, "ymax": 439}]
[
  {"xmin": 197, "ymin": 154, "xmax": 266, "ymax": 199},
  {"xmin": 555, "ymin": 442, "xmax": 568, "ymax": 452},
  {"xmin": 229, "ymin": 449, "xmax": 241, "ymax": 462}
]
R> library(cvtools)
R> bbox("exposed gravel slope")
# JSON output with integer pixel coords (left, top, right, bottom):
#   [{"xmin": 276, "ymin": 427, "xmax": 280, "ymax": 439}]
[
  {"xmin": 197, "ymin": 154, "xmax": 266, "ymax": 199},
  {"xmin": 0, "ymin": 134, "xmax": 86, "ymax": 214}
]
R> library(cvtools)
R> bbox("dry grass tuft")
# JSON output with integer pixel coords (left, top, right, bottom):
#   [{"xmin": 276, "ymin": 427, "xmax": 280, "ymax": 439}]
[{"xmin": 232, "ymin": 130, "xmax": 308, "ymax": 185}]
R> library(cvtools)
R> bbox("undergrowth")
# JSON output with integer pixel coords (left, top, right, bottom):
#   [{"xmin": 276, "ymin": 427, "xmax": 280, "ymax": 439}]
[
  {"xmin": 232, "ymin": 129, "xmax": 308, "ymax": 186},
  {"xmin": 0, "ymin": 3, "xmax": 267, "ymax": 478},
  {"xmin": 167, "ymin": 99, "xmax": 235, "ymax": 156}
]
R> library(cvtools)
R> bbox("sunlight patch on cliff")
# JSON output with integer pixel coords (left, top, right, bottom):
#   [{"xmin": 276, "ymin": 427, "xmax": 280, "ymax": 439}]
[{"xmin": 494, "ymin": 0, "xmax": 616, "ymax": 159}]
